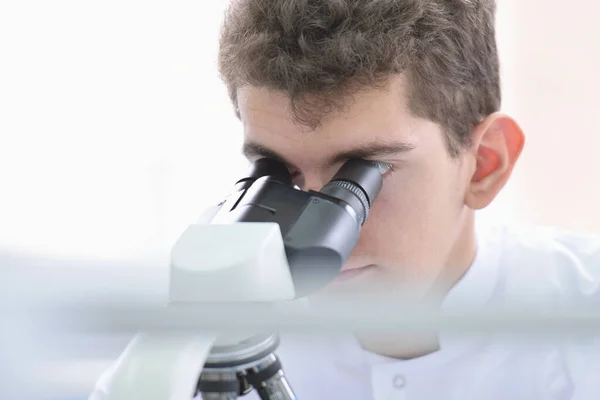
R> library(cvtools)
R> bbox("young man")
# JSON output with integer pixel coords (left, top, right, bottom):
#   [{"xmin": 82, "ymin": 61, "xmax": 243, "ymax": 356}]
[
  {"xmin": 91, "ymin": 1, "xmax": 599, "ymax": 399},
  {"xmin": 215, "ymin": 0, "xmax": 600, "ymax": 399}
]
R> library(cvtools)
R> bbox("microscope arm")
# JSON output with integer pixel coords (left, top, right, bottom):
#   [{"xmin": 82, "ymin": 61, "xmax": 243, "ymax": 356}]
[{"xmin": 89, "ymin": 333, "xmax": 217, "ymax": 400}]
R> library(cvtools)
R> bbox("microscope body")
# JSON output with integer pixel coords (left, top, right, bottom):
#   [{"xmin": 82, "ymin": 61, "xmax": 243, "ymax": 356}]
[{"xmin": 91, "ymin": 158, "xmax": 383, "ymax": 400}]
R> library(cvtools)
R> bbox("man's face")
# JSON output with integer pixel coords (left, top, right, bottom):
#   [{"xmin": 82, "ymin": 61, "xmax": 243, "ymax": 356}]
[{"xmin": 237, "ymin": 76, "xmax": 474, "ymax": 301}]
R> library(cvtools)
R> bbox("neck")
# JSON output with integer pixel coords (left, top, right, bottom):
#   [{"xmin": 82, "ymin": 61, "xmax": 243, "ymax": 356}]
[{"xmin": 357, "ymin": 210, "xmax": 478, "ymax": 360}]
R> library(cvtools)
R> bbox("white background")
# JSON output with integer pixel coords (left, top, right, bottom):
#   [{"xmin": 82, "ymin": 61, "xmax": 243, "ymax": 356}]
[
  {"xmin": 1, "ymin": 0, "xmax": 600, "ymax": 259},
  {"xmin": 1, "ymin": 0, "xmax": 599, "ymax": 396}
]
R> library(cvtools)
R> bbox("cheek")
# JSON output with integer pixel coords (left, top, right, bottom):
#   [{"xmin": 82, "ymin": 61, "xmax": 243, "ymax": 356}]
[
  {"xmin": 355, "ymin": 167, "xmax": 463, "ymax": 262},
  {"xmin": 357, "ymin": 181, "xmax": 429, "ymax": 255}
]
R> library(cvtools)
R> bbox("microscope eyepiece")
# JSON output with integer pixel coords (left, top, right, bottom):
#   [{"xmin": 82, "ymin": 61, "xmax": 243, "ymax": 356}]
[
  {"xmin": 236, "ymin": 158, "xmax": 293, "ymax": 191},
  {"xmin": 320, "ymin": 159, "xmax": 383, "ymax": 225}
]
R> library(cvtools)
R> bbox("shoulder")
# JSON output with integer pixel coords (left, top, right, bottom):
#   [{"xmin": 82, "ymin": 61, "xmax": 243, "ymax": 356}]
[{"xmin": 481, "ymin": 222, "xmax": 600, "ymax": 304}]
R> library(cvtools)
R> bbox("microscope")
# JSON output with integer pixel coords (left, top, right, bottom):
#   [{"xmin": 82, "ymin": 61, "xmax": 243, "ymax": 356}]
[{"xmin": 93, "ymin": 157, "xmax": 383, "ymax": 400}]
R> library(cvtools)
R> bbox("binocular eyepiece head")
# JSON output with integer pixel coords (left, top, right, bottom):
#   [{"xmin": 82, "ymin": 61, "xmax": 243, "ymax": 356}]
[
  {"xmin": 237, "ymin": 157, "xmax": 383, "ymax": 226},
  {"xmin": 213, "ymin": 157, "xmax": 384, "ymax": 297}
]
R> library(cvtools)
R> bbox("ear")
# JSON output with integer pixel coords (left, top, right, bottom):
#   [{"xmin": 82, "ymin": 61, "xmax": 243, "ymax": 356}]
[{"xmin": 464, "ymin": 113, "xmax": 525, "ymax": 210}]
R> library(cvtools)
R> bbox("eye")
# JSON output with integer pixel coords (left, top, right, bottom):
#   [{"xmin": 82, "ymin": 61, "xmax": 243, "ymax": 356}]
[
  {"xmin": 288, "ymin": 168, "xmax": 302, "ymax": 179},
  {"xmin": 370, "ymin": 161, "xmax": 398, "ymax": 177},
  {"xmin": 290, "ymin": 170, "xmax": 305, "ymax": 189}
]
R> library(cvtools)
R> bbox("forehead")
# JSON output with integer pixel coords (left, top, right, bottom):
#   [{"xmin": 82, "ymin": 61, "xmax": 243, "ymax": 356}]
[{"xmin": 236, "ymin": 76, "xmax": 432, "ymax": 167}]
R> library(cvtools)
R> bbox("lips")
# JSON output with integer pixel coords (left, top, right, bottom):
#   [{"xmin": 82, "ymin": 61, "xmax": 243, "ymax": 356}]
[{"xmin": 333, "ymin": 264, "xmax": 377, "ymax": 283}]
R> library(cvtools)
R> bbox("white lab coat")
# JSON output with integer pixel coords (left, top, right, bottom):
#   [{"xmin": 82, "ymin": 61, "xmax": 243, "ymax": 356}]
[{"xmin": 92, "ymin": 222, "xmax": 600, "ymax": 400}]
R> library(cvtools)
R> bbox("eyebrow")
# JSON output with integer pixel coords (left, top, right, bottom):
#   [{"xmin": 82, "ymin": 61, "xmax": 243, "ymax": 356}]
[{"xmin": 242, "ymin": 140, "xmax": 415, "ymax": 170}]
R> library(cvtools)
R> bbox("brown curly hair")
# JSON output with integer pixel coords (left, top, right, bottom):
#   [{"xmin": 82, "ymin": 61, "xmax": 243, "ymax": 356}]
[{"xmin": 218, "ymin": 0, "xmax": 500, "ymax": 156}]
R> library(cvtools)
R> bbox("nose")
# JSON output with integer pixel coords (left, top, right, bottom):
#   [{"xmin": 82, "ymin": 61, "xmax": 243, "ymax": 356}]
[
  {"xmin": 296, "ymin": 174, "xmax": 328, "ymax": 193},
  {"xmin": 294, "ymin": 164, "xmax": 346, "ymax": 192}
]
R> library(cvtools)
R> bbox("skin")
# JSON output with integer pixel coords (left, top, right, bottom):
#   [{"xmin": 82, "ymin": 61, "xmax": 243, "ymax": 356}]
[{"xmin": 237, "ymin": 74, "xmax": 525, "ymax": 358}]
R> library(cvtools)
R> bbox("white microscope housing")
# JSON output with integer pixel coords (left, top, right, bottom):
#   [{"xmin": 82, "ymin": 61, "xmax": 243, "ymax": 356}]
[{"xmin": 91, "ymin": 157, "xmax": 384, "ymax": 400}]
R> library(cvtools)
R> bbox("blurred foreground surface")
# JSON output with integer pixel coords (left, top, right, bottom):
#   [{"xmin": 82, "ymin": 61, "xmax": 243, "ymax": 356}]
[{"xmin": 3, "ymin": 249, "xmax": 600, "ymax": 400}]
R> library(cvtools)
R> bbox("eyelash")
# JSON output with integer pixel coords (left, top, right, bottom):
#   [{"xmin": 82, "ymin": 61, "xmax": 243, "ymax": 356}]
[
  {"xmin": 370, "ymin": 161, "xmax": 398, "ymax": 178},
  {"xmin": 267, "ymin": 160, "xmax": 398, "ymax": 182}
]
